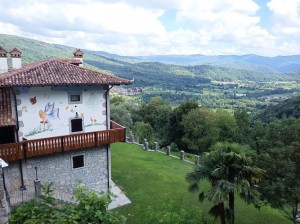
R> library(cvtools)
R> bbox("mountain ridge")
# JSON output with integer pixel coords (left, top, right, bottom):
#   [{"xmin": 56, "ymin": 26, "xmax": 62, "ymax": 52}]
[{"xmin": 0, "ymin": 34, "xmax": 299, "ymax": 87}]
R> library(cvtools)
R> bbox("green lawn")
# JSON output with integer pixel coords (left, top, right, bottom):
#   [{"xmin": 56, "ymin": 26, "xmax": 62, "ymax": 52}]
[{"xmin": 111, "ymin": 142, "xmax": 289, "ymax": 224}]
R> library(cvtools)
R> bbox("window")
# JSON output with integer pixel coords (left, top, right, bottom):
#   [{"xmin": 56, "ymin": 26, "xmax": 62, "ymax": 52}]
[
  {"xmin": 72, "ymin": 154, "xmax": 84, "ymax": 169},
  {"xmin": 68, "ymin": 93, "xmax": 82, "ymax": 104},
  {"xmin": 70, "ymin": 118, "xmax": 83, "ymax": 133}
]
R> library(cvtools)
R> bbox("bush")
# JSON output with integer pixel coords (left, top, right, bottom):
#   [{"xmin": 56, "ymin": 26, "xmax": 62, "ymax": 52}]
[
  {"xmin": 170, "ymin": 142, "xmax": 179, "ymax": 152},
  {"xmin": 9, "ymin": 182, "xmax": 126, "ymax": 224}
]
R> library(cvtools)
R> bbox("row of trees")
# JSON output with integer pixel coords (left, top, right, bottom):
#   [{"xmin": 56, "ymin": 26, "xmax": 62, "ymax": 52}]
[
  {"xmin": 111, "ymin": 96, "xmax": 300, "ymax": 224},
  {"xmin": 111, "ymin": 96, "xmax": 251, "ymax": 153}
]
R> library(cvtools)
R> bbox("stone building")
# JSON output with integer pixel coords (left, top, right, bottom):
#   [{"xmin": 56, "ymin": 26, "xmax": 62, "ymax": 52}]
[{"xmin": 0, "ymin": 48, "xmax": 131, "ymax": 210}]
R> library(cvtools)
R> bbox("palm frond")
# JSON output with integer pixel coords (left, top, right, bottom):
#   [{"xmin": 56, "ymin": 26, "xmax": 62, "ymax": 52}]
[{"xmin": 188, "ymin": 182, "xmax": 199, "ymax": 193}]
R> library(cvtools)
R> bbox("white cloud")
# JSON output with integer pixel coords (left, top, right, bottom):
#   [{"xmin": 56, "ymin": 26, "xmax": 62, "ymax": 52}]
[
  {"xmin": 267, "ymin": 0, "xmax": 300, "ymax": 35},
  {"xmin": 0, "ymin": 21, "xmax": 22, "ymax": 36},
  {"xmin": 264, "ymin": 0, "xmax": 300, "ymax": 55},
  {"xmin": 0, "ymin": 0, "xmax": 298, "ymax": 56}
]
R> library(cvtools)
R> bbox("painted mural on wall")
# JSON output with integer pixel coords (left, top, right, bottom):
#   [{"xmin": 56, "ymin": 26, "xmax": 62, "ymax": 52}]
[{"xmin": 16, "ymin": 86, "xmax": 106, "ymax": 141}]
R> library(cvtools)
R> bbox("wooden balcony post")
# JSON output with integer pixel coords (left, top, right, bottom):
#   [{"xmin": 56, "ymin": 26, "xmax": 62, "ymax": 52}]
[
  {"xmin": 124, "ymin": 128, "xmax": 126, "ymax": 142},
  {"xmin": 94, "ymin": 132, "xmax": 98, "ymax": 147},
  {"xmin": 22, "ymin": 141, "xmax": 27, "ymax": 160},
  {"xmin": 20, "ymin": 141, "xmax": 27, "ymax": 190}
]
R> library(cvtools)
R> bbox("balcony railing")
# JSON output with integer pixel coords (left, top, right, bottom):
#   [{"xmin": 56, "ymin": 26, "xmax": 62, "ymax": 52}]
[{"xmin": 0, "ymin": 121, "xmax": 126, "ymax": 163}]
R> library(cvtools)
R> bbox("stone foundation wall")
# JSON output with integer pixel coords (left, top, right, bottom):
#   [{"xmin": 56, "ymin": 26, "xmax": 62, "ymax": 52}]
[
  {"xmin": 0, "ymin": 166, "xmax": 8, "ymax": 224},
  {"xmin": 4, "ymin": 145, "xmax": 109, "ymax": 195},
  {"xmin": 3, "ymin": 162, "xmax": 22, "ymax": 193}
]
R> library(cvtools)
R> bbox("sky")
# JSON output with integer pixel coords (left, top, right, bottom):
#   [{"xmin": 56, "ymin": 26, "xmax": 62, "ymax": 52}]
[{"xmin": 0, "ymin": 0, "xmax": 299, "ymax": 56}]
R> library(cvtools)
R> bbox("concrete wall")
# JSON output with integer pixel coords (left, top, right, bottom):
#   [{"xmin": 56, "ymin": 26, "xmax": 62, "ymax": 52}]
[
  {"xmin": 15, "ymin": 85, "xmax": 107, "ymax": 141},
  {"xmin": 4, "ymin": 145, "xmax": 109, "ymax": 194}
]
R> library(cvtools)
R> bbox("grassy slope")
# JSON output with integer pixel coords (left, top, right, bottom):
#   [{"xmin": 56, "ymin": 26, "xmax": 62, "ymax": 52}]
[{"xmin": 111, "ymin": 142, "xmax": 289, "ymax": 224}]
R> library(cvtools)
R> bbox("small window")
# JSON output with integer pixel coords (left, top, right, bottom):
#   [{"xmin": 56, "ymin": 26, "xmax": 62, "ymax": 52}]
[
  {"xmin": 70, "ymin": 118, "xmax": 83, "ymax": 132},
  {"xmin": 68, "ymin": 93, "xmax": 82, "ymax": 104},
  {"xmin": 72, "ymin": 155, "xmax": 84, "ymax": 169}
]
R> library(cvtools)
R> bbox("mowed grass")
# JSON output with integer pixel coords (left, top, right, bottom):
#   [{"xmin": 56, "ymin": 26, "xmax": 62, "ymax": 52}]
[{"xmin": 111, "ymin": 143, "xmax": 289, "ymax": 224}]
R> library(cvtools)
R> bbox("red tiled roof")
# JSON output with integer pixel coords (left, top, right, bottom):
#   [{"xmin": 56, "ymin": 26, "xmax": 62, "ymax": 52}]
[
  {"xmin": 0, "ymin": 88, "xmax": 16, "ymax": 126},
  {"xmin": 0, "ymin": 59, "xmax": 131, "ymax": 87}
]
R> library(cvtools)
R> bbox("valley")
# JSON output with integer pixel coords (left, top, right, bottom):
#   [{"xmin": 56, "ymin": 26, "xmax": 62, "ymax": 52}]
[{"xmin": 1, "ymin": 34, "xmax": 300, "ymax": 112}]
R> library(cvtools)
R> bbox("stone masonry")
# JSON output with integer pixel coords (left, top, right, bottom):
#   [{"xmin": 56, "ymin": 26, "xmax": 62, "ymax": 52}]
[
  {"xmin": 0, "ymin": 166, "xmax": 8, "ymax": 224},
  {"xmin": 4, "ymin": 145, "xmax": 109, "ymax": 196}
]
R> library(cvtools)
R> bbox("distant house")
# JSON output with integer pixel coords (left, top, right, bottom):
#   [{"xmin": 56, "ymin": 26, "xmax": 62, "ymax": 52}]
[{"xmin": 0, "ymin": 48, "xmax": 131, "ymax": 203}]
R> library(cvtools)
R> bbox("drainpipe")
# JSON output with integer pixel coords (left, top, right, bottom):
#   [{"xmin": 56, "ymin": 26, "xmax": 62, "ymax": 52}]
[
  {"xmin": 105, "ymin": 85, "xmax": 113, "ymax": 192},
  {"xmin": 12, "ymin": 88, "xmax": 26, "ymax": 190},
  {"xmin": 12, "ymin": 88, "xmax": 19, "ymax": 140}
]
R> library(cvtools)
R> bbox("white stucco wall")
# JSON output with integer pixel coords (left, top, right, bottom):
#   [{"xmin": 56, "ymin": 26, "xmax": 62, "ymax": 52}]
[{"xmin": 15, "ymin": 86, "xmax": 107, "ymax": 141}]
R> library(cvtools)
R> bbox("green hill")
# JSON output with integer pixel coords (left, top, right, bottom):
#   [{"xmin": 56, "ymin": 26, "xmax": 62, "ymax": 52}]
[
  {"xmin": 133, "ymin": 54, "xmax": 300, "ymax": 73},
  {"xmin": 1, "ymin": 34, "xmax": 299, "ymax": 89},
  {"xmin": 187, "ymin": 64, "xmax": 286, "ymax": 82},
  {"xmin": 0, "ymin": 34, "xmax": 124, "ymax": 71},
  {"xmin": 0, "ymin": 34, "xmax": 210, "ymax": 88}
]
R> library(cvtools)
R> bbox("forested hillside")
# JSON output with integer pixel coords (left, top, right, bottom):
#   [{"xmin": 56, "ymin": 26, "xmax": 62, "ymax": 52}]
[
  {"xmin": 134, "ymin": 54, "xmax": 300, "ymax": 73},
  {"xmin": 257, "ymin": 95, "xmax": 300, "ymax": 121},
  {"xmin": 1, "ymin": 34, "xmax": 300, "ymax": 88}
]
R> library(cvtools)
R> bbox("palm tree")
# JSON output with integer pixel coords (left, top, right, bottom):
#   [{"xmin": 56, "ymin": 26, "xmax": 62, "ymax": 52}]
[{"xmin": 187, "ymin": 142, "xmax": 263, "ymax": 224}]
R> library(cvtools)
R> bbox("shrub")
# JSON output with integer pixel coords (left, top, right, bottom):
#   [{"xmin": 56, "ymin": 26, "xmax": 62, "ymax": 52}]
[{"xmin": 9, "ymin": 182, "xmax": 126, "ymax": 224}]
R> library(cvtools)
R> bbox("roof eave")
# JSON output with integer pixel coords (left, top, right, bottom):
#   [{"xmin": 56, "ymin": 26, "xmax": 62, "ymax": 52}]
[{"xmin": 0, "ymin": 82, "xmax": 132, "ymax": 88}]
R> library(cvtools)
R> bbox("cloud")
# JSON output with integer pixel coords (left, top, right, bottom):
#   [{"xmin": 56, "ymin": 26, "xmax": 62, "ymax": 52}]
[
  {"xmin": 0, "ymin": 0, "xmax": 298, "ymax": 56},
  {"xmin": 265, "ymin": 0, "xmax": 300, "ymax": 55},
  {"xmin": 267, "ymin": 0, "xmax": 300, "ymax": 35}
]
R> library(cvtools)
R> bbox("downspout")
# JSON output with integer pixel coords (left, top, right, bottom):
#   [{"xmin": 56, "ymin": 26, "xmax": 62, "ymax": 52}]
[
  {"xmin": 12, "ymin": 88, "xmax": 25, "ymax": 190},
  {"xmin": 105, "ymin": 85, "xmax": 113, "ymax": 192},
  {"xmin": 12, "ymin": 88, "xmax": 19, "ymax": 140}
]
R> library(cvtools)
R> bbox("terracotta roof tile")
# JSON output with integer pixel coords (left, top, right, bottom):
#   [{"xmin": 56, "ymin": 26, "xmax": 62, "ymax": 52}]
[
  {"xmin": 0, "ymin": 88, "xmax": 16, "ymax": 126},
  {"xmin": 0, "ymin": 59, "xmax": 131, "ymax": 87}
]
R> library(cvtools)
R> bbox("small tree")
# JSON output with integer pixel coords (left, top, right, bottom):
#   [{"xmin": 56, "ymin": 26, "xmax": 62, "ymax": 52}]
[
  {"xmin": 110, "ymin": 104, "xmax": 133, "ymax": 129},
  {"xmin": 187, "ymin": 142, "xmax": 263, "ymax": 224},
  {"xmin": 132, "ymin": 121, "xmax": 154, "ymax": 144},
  {"xmin": 182, "ymin": 107, "xmax": 219, "ymax": 154}
]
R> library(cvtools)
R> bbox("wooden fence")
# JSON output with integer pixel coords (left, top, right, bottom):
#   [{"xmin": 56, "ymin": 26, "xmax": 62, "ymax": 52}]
[{"xmin": 0, "ymin": 121, "xmax": 126, "ymax": 162}]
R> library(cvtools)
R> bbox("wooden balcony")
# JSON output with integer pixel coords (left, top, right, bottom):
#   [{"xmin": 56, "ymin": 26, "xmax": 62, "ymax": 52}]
[{"xmin": 0, "ymin": 121, "xmax": 126, "ymax": 163}]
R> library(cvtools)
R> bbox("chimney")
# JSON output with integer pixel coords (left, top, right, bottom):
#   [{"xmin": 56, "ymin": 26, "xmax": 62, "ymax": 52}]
[
  {"xmin": 10, "ymin": 48, "xmax": 22, "ymax": 70},
  {"xmin": 0, "ymin": 47, "xmax": 8, "ymax": 73},
  {"xmin": 73, "ymin": 49, "xmax": 84, "ymax": 67}
]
